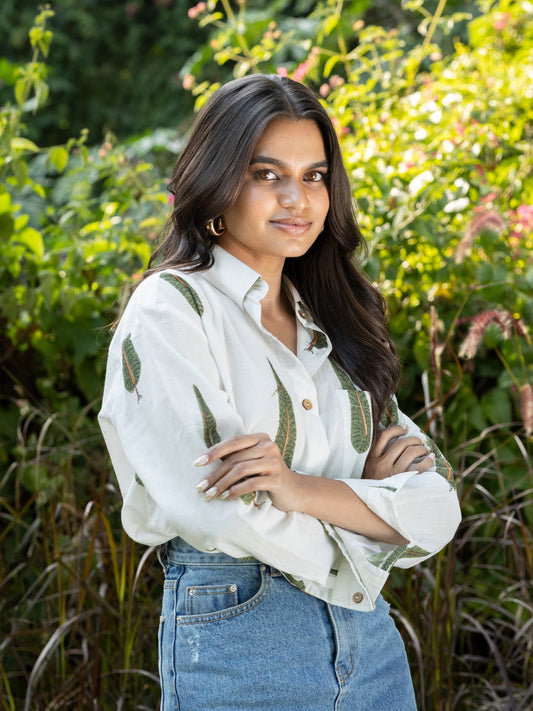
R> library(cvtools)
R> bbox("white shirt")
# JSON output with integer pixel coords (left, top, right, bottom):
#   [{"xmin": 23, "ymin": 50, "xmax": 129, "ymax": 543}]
[{"xmin": 99, "ymin": 245, "xmax": 461, "ymax": 611}]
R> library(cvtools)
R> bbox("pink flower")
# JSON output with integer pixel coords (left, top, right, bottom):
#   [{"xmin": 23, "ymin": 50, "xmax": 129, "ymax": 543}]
[
  {"xmin": 276, "ymin": 66, "xmax": 288, "ymax": 77},
  {"xmin": 455, "ymin": 208, "xmax": 505, "ymax": 264},
  {"xmin": 516, "ymin": 204, "xmax": 533, "ymax": 225},
  {"xmin": 493, "ymin": 12, "xmax": 510, "ymax": 31},
  {"xmin": 329, "ymin": 75, "xmax": 344, "ymax": 88},
  {"xmin": 182, "ymin": 74, "xmax": 194, "ymax": 90},
  {"xmin": 293, "ymin": 61, "xmax": 310, "ymax": 83},
  {"xmin": 459, "ymin": 310, "xmax": 525, "ymax": 359},
  {"xmin": 319, "ymin": 83, "xmax": 330, "ymax": 97},
  {"xmin": 188, "ymin": 2, "xmax": 206, "ymax": 19},
  {"xmin": 454, "ymin": 121, "xmax": 465, "ymax": 136}
]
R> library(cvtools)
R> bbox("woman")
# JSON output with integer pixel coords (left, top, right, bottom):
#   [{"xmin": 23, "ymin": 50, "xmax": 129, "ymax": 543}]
[{"xmin": 99, "ymin": 74, "xmax": 461, "ymax": 710}]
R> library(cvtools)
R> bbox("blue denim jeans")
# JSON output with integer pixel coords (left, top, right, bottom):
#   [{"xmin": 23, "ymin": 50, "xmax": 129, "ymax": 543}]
[{"xmin": 158, "ymin": 538, "xmax": 417, "ymax": 711}]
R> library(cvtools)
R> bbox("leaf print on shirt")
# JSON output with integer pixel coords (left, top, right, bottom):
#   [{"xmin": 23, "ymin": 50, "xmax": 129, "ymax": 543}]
[
  {"xmin": 400, "ymin": 545, "xmax": 431, "ymax": 560},
  {"xmin": 268, "ymin": 361, "xmax": 296, "ymax": 468},
  {"xmin": 192, "ymin": 386, "xmax": 256, "ymax": 506},
  {"xmin": 426, "ymin": 437, "xmax": 456, "ymax": 487},
  {"xmin": 193, "ymin": 386, "xmax": 221, "ymax": 449},
  {"xmin": 380, "ymin": 397, "xmax": 399, "ymax": 428},
  {"xmin": 159, "ymin": 273, "xmax": 204, "ymax": 316},
  {"xmin": 283, "ymin": 572, "xmax": 306, "ymax": 591},
  {"xmin": 306, "ymin": 330, "xmax": 328, "ymax": 352},
  {"xmin": 122, "ymin": 334, "xmax": 142, "ymax": 401},
  {"xmin": 370, "ymin": 544, "xmax": 431, "ymax": 571},
  {"xmin": 330, "ymin": 360, "xmax": 372, "ymax": 453}
]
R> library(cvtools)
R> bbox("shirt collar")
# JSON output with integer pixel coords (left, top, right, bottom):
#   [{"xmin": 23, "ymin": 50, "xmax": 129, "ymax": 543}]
[
  {"xmin": 204, "ymin": 246, "xmax": 327, "ymax": 337},
  {"xmin": 203, "ymin": 244, "xmax": 269, "ymax": 307}
]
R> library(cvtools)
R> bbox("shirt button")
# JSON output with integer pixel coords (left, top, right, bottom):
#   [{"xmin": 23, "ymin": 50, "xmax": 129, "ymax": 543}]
[
  {"xmin": 352, "ymin": 592, "xmax": 364, "ymax": 604},
  {"xmin": 298, "ymin": 309, "xmax": 308, "ymax": 319},
  {"xmin": 302, "ymin": 399, "xmax": 313, "ymax": 410}
]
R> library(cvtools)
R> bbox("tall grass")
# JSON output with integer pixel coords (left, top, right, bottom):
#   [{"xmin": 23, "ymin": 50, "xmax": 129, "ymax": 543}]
[
  {"xmin": 389, "ymin": 424, "xmax": 533, "ymax": 711},
  {"xmin": 0, "ymin": 403, "xmax": 161, "ymax": 710}
]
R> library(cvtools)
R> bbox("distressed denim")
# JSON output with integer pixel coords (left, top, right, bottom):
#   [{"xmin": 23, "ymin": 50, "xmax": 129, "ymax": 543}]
[{"xmin": 158, "ymin": 538, "xmax": 417, "ymax": 711}]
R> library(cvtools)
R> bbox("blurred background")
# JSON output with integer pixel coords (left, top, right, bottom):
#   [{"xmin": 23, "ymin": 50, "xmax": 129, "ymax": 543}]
[{"xmin": 1, "ymin": 1, "xmax": 532, "ymax": 709}]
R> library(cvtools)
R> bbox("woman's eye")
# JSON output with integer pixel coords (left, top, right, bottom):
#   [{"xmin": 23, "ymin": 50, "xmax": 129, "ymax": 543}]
[
  {"xmin": 255, "ymin": 169, "xmax": 278, "ymax": 181},
  {"xmin": 305, "ymin": 171, "xmax": 327, "ymax": 182}
]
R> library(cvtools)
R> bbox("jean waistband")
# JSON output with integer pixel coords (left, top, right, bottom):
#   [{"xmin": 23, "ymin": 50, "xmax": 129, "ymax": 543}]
[{"xmin": 161, "ymin": 537, "xmax": 261, "ymax": 567}]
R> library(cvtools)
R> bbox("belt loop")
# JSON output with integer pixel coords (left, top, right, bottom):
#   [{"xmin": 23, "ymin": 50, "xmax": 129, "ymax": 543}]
[{"xmin": 157, "ymin": 542, "xmax": 168, "ymax": 572}]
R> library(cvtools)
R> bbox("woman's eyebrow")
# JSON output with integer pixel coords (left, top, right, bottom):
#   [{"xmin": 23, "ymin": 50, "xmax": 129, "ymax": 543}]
[{"xmin": 250, "ymin": 155, "xmax": 329, "ymax": 170}]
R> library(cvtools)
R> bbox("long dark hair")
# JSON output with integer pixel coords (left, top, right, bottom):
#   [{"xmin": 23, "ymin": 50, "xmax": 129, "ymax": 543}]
[{"xmin": 147, "ymin": 74, "xmax": 400, "ymax": 431}]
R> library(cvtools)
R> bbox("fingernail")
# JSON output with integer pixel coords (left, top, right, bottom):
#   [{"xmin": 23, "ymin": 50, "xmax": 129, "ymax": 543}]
[
  {"xmin": 194, "ymin": 454, "xmax": 209, "ymax": 467},
  {"xmin": 429, "ymin": 452, "xmax": 435, "ymax": 461},
  {"xmin": 204, "ymin": 486, "xmax": 217, "ymax": 500},
  {"xmin": 219, "ymin": 491, "xmax": 230, "ymax": 500},
  {"xmin": 196, "ymin": 479, "xmax": 209, "ymax": 493}
]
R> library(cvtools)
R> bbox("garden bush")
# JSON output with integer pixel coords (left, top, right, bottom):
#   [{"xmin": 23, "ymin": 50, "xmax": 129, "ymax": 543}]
[{"xmin": 1, "ymin": 1, "xmax": 532, "ymax": 709}]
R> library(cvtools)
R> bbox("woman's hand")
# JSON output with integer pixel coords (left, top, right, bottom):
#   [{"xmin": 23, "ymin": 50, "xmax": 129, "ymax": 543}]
[
  {"xmin": 194, "ymin": 433, "xmax": 303, "ymax": 511},
  {"xmin": 362, "ymin": 425, "xmax": 434, "ymax": 481}
]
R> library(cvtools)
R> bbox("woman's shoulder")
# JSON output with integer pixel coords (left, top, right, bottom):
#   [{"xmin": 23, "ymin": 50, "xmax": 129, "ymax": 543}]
[{"xmin": 127, "ymin": 267, "xmax": 209, "ymax": 318}]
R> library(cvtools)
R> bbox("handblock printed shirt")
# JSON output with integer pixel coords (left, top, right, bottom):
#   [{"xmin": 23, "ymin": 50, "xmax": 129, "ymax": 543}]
[{"xmin": 99, "ymin": 245, "xmax": 461, "ymax": 611}]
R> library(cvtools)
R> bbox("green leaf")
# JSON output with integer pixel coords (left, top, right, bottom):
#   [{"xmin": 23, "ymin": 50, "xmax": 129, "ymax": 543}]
[
  {"xmin": 323, "ymin": 14, "xmax": 339, "ymax": 36},
  {"xmin": 14, "ymin": 78, "xmax": 26, "ymax": 107},
  {"xmin": 121, "ymin": 334, "xmax": 142, "ymax": 401},
  {"xmin": 12, "ymin": 159, "xmax": 29, "ymax": 189},
  {"xmin": 0, "ymin": 213, "xmax": 14, "ymax": 241},
  {"xmin": 193, "ymin": 385, "xmax": 221, "ymax": 449},
  {"xmin": 159, "ymin": 273, "xmax": 204, "ymax": 316},
  {"xmin": 48, "ymin": 146, "xmax": 69, "ymax": 173},
  {"xmin": 330, "ymin": 360, "xmax": 372, "ymax": 452},
  {"xmin": 11, "ymin": 137, "xmax": 40, "ymax": 153},
  {"xmin": 323, "ymin": 54, "xmax": 341, "ymax": 78},
  {"xmin": 481, "ymin": 388, "xmax": 512, "ymax": 427},
  {"xmin": 15, "ymin": 227, "xmax": 44, "ymax": 258},
  {"xmin": 268, "ymin": 361, "xmax": 296, "ymax": 468}
]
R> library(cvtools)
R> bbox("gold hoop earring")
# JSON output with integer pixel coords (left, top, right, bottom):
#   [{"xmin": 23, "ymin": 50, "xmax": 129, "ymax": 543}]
[{"xmin": 206, "ymin": 216, "xmax": 225, "ymax": 238}]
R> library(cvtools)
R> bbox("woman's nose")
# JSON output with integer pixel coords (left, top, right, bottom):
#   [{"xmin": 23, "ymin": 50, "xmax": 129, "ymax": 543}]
[{"xmin": 278, "ymin": 180, "xmax": 307, "ymax": 210}]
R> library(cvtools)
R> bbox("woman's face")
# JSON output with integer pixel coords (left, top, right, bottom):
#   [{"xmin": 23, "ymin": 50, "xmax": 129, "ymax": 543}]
[{"xmin": 218, "ymin": 117, "xmax": 330, "ymax": 271}]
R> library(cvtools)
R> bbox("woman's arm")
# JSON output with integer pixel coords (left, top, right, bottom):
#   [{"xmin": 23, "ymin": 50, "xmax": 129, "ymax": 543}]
[{"xmin": 195, "ymin": 426, "xmax": 434, "ymax": 545}]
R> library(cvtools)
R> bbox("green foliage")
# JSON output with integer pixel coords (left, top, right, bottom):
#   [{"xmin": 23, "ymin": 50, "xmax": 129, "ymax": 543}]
[
  {"xmin": 1, "ymin": 1, "xmax": 532, "ymax": 709},
  {"xmin": 0, "ymin": 13, "xmax": 173, "ymax": 705},
  {"xmin": 0, "ymin": 0, "xmax": 208, "ymax": 144}
]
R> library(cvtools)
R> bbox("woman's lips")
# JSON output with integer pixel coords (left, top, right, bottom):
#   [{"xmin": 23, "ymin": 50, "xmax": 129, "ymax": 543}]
[{"xmin": 270, "ymin": 218, "xmax": 312, "ymax": 235}]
